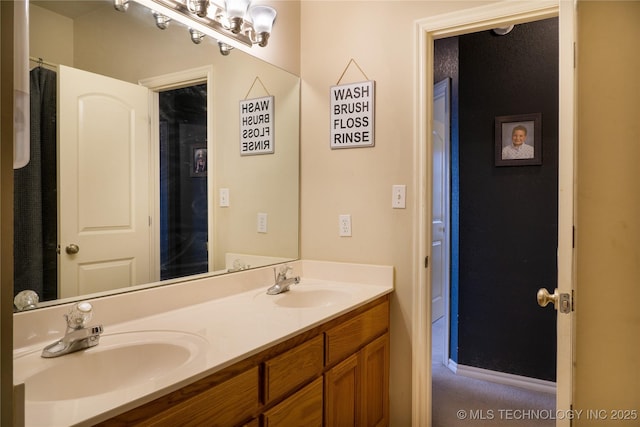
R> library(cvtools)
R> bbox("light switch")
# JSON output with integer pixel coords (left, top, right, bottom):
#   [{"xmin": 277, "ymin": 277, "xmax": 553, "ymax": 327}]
[
  {"xmin": 392, "ymin": 185, "xmax": 406, "ymax": 209},
  {"xmin": 257, "ymin": 213, "xmax": 268, "ymax": 233},
  {"xmin": 219, "ymin": 188, "xmax": 230, "ymax": 207}
]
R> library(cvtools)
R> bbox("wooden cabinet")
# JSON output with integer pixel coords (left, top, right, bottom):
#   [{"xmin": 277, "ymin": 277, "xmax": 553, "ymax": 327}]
[
  {"xmin": 100, "ymin": 295, "xmax": 390, "ymax": 427},
  {"xmin": 325, "ymin": 333, "xmax": 390, "ymax": 427},
  {"xmin": 360, "ymin": 333, "xmax": 390, "ymax": 427},
  {"xmin": 325, "ymin": 353, "xmax": 360, "ymax": 426},
  {"xmin": 262, "ymin": 377, "xmax": 323, "ymax": 427}
]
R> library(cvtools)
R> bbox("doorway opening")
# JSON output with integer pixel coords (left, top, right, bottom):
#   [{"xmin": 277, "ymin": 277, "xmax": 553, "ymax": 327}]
[
  {"xmin": 430, "ymin": 18, "xmax": 559, "ymax": 426},
  {"xmin": 158, "ymin": 84, "xmax": 209, "ymax": 280},
  {"xmin": 413, "ymin": 2, "xmax": 576, "ymax": 426}
]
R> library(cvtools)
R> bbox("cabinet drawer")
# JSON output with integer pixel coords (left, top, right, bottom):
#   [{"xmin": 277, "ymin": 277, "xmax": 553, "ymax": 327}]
[
  {"xmin": 325, "ymin": 300, "xmax": 389, "ymax": 366},
  {"xmin": 262, "ymin": 377, "xmax": 323, "ymax": 427},
  {"xmin": 145, "ymin": 366, "xmax": 259, "ymax": 427},
  {"xmin": 264, "ymin": 334, "xmax": 324, "ymax": 404}
]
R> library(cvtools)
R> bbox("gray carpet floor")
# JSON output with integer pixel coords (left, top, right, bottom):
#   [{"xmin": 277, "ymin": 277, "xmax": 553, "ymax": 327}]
[{"xmin": 432, "ymin": 317, "xmax": 556, "ymax": 427}]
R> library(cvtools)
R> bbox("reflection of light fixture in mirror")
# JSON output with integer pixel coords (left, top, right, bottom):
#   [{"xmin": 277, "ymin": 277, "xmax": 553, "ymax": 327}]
[
  {"xmin": 218, "ymin": 41, "xmax": 234, "ymax": 56},
  {"xmin": 153, "ymin": 11, "xmax": 171, "ymax": 29},
  {"xmin": 189, "ymin": 28, "xmax": 205, "ymax": 44},
  {"xmin": 113, "ymin": 0, "xmax": 130, "ymax": 12}
]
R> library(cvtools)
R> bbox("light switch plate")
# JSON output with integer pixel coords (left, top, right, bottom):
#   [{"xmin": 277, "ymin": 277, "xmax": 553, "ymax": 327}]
[
  {"xmin": 219, "ymin": 188, "xmax": 230, "ymax": 207},
  {"xmin": 392, "ymin": 185, "xmax": 406, "ymax": 209}
]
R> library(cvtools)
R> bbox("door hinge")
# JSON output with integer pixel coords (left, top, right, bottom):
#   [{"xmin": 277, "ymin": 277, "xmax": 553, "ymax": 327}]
[{"xmin": 425, "ymin": 256, "xmax": 429, "ymax": 269}]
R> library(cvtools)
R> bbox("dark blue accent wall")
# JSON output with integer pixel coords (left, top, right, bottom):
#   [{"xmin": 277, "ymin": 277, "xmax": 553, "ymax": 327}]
[{"xmin": 436, "ymin": 17, "xmax": 559, "ymax": 381}]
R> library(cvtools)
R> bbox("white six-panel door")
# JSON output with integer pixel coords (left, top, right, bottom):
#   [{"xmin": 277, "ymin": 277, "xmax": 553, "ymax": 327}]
[
  {"xmin": 58, "ymin": 65, "xmax": 151, "ymax": 298},
  {"xmin": 431, "ymin": 79, "xmax": 450, "ymax": 324}
]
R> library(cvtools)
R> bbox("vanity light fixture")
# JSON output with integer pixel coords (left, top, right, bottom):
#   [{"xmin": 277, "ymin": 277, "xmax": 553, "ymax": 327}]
[
  {"xmin": 153, "ymin": 11, "xmax": 172, "ymax": 29},
  {"xmin": 142, "ymin": 0, "xmax": 277, "ymax": 48},
  {"xmin": 187, "ymin": 0, "xmax": 209, "ymax": 18},
  {"xmin": 248, "ymin": 5, "xmax": 276, "ymax": 47}
]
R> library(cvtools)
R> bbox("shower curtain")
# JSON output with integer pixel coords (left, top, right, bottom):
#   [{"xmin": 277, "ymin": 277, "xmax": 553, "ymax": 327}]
[{"xmin": 14, "ymin": 66, "xmax": 57, "ymax": 301}]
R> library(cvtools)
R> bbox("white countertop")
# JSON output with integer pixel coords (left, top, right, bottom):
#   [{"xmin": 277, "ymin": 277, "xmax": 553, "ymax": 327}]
[{"xmin": 13, "ymin": 260, "xmax": 394, "ymax": 427}]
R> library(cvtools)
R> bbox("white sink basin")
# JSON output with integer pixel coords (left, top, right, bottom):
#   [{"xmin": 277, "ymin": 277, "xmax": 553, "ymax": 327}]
[
  {"xmin": 14, "ymin": 330, "xmax": 207, "ymax": 402},
  {"xmin": 256, "ymin": 282, "xmax": 352, "ymax": 308}
]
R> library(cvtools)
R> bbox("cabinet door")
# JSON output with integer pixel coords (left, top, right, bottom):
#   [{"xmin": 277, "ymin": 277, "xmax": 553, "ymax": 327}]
[
  {"xmin": 262, "ymin": 377, "xmax": 323, "ymax": 427},
  {"xmin": 324, "ymin": 353, "xmax": 360, "ymax": 427},
  {"xmin": 264, "ymin": 334, "xmax": 323, "ymax": 404},
  {"xmin": 361, "ymin": 333, "xmax": 390, "ymax": 427}
]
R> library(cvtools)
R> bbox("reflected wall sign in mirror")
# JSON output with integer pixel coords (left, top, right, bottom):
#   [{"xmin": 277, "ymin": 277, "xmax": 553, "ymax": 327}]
[{"xmin": 15, "ymin": 0, "xmax": 300, "ymax": 310}]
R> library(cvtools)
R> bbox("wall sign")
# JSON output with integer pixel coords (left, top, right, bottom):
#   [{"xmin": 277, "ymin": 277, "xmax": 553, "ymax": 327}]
[
  {"xmin": 239, "ymin": 95, "xmax": 274, "ymax": 155},
  {"xmin": 330, "ymin": 80, "xmax": 375, "ymax": 149}
]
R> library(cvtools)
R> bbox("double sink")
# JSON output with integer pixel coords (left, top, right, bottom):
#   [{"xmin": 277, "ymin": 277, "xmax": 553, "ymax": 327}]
[{"xmin": 14, "ymin": 279, "xmax": 357, "ymax": 423}]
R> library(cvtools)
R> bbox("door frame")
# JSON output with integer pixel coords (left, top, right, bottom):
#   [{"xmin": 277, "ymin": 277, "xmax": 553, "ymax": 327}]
[
  {"xmin": 139, "ymin": 66, "xmax": 215, "ymax": 282},
  {"xmin": 411, "ymin": 2, "xmax": 576, "ymax": 426}
]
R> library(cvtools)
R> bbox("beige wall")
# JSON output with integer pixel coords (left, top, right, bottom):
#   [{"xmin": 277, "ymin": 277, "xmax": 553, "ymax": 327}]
[
  {"xmin": 29, "ymin": 4, "xmax": 74, "ymax": 67},
  {"xmin": 574, "ymin": 2, "xmax": 640, "ymax": 425},
  {"xmin": 299, "ymin": 1, "xmax": 493, "ymax": 424}
]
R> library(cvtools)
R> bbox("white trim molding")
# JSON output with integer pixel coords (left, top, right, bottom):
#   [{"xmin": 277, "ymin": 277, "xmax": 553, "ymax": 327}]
[{"xmin": 454, "ymin": 363, "xmax": 557, "ymax": 395}]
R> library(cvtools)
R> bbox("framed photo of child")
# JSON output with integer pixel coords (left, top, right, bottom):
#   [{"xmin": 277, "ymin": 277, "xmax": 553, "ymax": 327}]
[{"xmin": 495, "ymin": 113, "xmax": 542, "ymax": 166}]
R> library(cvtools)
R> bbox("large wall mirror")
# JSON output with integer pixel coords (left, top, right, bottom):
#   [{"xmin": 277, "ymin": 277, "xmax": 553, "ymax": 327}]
[{"xmin": 14, "ymin": 0, "xmax": 299, "ymax": 310}]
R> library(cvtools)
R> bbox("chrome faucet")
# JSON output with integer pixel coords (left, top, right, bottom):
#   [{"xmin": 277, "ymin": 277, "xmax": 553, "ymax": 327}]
[
  {"xmin": 41, "ymin": 302, "xmax": 104, "ymax": 358},
  {"xmin": 266, "ymin": 265, "xmax": 300, "ymax": 295}
]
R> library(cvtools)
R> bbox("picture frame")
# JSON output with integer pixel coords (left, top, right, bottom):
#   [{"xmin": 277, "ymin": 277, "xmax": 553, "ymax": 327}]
[
  {"xmin": 495, "ymin": 113, "xmax": 542, "ymax": 166},
  {"xmin": 190, "ymin": 145, "xmax": 207, "ymax": 177}
]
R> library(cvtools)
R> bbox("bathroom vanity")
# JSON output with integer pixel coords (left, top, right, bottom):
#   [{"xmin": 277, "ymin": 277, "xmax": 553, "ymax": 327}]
[{"xmin": 13, "ymin": 260, "xmax": 393, "ymax": 426}]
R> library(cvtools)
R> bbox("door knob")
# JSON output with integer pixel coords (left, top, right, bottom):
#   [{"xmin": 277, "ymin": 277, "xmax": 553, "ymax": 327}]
[
  {"xmin": 537, "ymin": 287, "xmax": 559, "ymax": 309},
  {"xmin": 65, "ymin": 244, "xmax": 80, "ymax": 255},
  {"xmin": 537, "ymin": 287, "xmax": 572, "ymax": 313}
]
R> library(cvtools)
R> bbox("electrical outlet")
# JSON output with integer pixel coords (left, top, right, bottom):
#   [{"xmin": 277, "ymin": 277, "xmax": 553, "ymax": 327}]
[
  {"xmin": 257, "ymin": 213, "xmax": 268, "ymax": 233},
  {"xmin": 392, "ymin": 185, "xmax": 406, "ymax": 209},
  {"xmin": 219, "ymin": 188, "xmax": 230, "ymax": 207},
  {"xmin": 339, "ymin": 214, "xmax": 352, "ymax": 237}
]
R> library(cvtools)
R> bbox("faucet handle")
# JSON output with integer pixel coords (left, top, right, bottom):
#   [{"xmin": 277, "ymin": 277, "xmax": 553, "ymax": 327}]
[
  {"xmin": 14, "ymin": 290, "xmax": 39, "ymax": 311},
  {"xmin": 274, "ymin": 264, "xmax": 292, "ymax": 281},
  {"xmin": 65, "ymin": 302, "xmax": 94, "ymax": 329}
]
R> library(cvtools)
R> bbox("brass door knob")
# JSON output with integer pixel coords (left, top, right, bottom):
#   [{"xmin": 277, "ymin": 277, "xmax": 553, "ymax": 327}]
[
  {"xmin": 537, "ymin": 287, "xmax": 559, "ymax": 309},
  {"xmin": 65, "ymin": 244, "xmax": 80, "ymax": 255}
]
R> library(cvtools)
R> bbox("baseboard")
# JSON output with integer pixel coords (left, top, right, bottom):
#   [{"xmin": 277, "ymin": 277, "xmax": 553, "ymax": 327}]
[{"xmin": 450, "ymin": 361, "xmax": 556, "ymax": 394}]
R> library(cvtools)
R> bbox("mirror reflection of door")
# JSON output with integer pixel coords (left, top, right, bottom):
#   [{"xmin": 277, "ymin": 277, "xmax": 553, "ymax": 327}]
[
  {"xmin": 58, "ymin": 65, "xmax": 151, "ymax": 298},
  {"xmin": 158, "ymin": 84, "xmax": 209, "ymax": 280}
]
